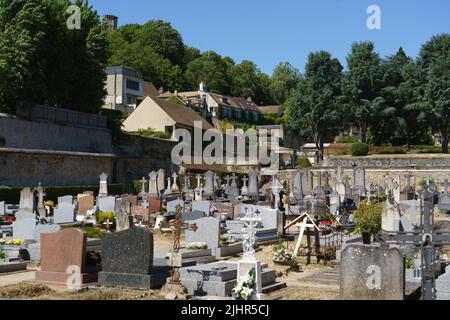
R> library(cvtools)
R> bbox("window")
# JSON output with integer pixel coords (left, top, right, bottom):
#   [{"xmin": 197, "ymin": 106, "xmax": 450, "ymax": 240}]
[{"xmin": 126, "ymin": 79, "xmax": 140, "ymax": 91}]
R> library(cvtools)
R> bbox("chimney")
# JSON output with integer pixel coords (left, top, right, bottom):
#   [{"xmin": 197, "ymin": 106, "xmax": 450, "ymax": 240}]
[
  {"xmin": 174, "ymin": 90, "xmax": 178, "ymax": 97},
  {"xmin": 247, "ymin": 96, "xmax": 252, "ymax": 103}
]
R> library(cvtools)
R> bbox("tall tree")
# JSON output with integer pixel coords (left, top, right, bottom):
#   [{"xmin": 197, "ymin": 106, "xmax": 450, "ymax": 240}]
[
  {"xmin": 0, "ymin": 0, "xmax": 109, "ymax": 114},
  {"xmin": 270, "ymin": 62, "xmax": 302, "ymax": 105},
  {"xmin": 185, "ymin": 51, "xmax": 233, "ymax": 94},
  {"xmin": 342, "ymin": 41, "xmax": 383, "ymax": 143},
  {"xmin": 286, "ymin": 51, "xmax": 343, "ymax": 161},
  {"xmin": 419, "ymin": 34, "xmax": 450, "ymax": 153}
]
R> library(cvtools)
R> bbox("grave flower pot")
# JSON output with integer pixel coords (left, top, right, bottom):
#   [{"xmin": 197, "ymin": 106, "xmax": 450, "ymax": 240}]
[{"xmin": 321, "ymin": 220, "xmax": 332, "ymax": 225}]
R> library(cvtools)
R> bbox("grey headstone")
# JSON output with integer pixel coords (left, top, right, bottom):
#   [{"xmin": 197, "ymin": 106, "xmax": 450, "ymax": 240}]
[
  {"xmin": 0, "ymin": 201, "xmax": 5, "ymax": 216},
  {"xmin": 97, "ymin": 196, "xmax": 116, "ymax": 212},
  {"xmin": 53, "ymin": 203, "xmax": 76, "ymax": 224},
  {"xmin": 191, "ymin": 200, "xmax": 211, "ymax": 215},
  {"xmin": 33, "ymin": 224, "xmax": 61, "ymax": 242},
  {"xmin": 436, "ymin": 265, "xmax": 450, "ymax": 299},
  {"xmin": 58, "ymin": 195, "xmax": 73, "ymax": 205},
  {"xmin": 167, "ymin": 199, "xmax": 184, "ymax": 213},
  {"xmin": 340, "ymin": 244, "xmax": 404, "ymax": 300},
  {"xmin": 12, "ymin": 218, "xmax": 36, "ymax": 240},
  {"xmin": 185, "ymin": 217, "xmax": 220, "ymax": 250},
  {"xmin": 181, "ymin": 211, "xmax": 205, "ymax": 223},
  {"xmin": 115, "ymin": 200, "xmax": 132, "ymax": 232},
  {"xmin": 15, "ymin": 210, "xmax": 36, "ymax": 221}
]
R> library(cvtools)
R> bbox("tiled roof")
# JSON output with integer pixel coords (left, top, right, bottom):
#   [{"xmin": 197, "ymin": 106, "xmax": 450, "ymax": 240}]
[
  {"xmin": 143, "ymin": 82, "xmax": 158, "ymax": 97},
  {"xmin": 258, "ymin": 105, "xmax": 283, "ymax": 115}
]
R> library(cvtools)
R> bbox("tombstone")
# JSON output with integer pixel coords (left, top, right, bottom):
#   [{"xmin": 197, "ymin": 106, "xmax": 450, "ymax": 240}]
[
  {"xmin": 185, "ymin": 217, "xmax": 220, "ymax": 250},
  {"xmin": 399, "ymin": 200, "xmax": 420, "ymax": 232},
  {"xmin": 131, "ymin": 206, "xmax": 150, "ymax": 222},
  {"xmin": 115, "ymin": 200, "xmax": 132, "ymax": 232},
  {"xmin": 203, "ymin": 171, "xmax": 215, "ymax": 197},
  {"xmin": 241, "ymin": 176, "xmax": 249, "ymax": 196},
  {"xmin": 99, "ymin": 172, "xmax": 108, "ymax": 197},
  {"xmin": 148, "ymin": 171, "xmax": 158, "ymax": 196},
  {"xmin": 138, "ymin": 177, "xmax": 147, "ymax": 196},
  {"xmin": 167, "ymin": 199, "xmax": 184, "ymax": 213},
  {"xmin": 120, "ymin": 195, "xmax": 138, "ymax": 207},
  {"xmin": 0, "ymin": 201, "xmax": 5, "ymax": 216},
  {"xmin": 329, "ymin": 190, "xmax": 340, "ymax": 215},
  {"xmin": 248, "ymin": 172, "xmax": 259, "ymax": 198},
  {"xmin": 401, "ymin": 173, "xmax": 415, "ymax": 201},
  {"xmin": 54, "ymin": 203, "xmax": 76, "ymax": 224},
  {"xmin": 436, "ymin": 265, "xmax": 450, "ymax": 300},
  {"xmin": 12, "ymin": 218, "xmax": 36, "ymax": 240},
  {"xmin": 58, "ymin": 195, "xmax": 73, "ymax": 205},
  {"xmin": 438, "ymin": 180, "xmax": 450, "ymax": 213},
  {"xmin": 77, "ymin": 194, "xmax": 94, "ymax": 214},
  {"xmin": 340, "ymin": 244, "xmax": 404, "ymax": 300},
  {"xmin": 141, "ymin": 195, "xmax": 160, "ymax": 213},
  {"xmin": 19, "ymin": 187, "xmax": 34, "ymax": 212},
  {"xmin": 292, "ymin": 171, "xmax": 303, "ymax": 200},
  {"xmin": 157, "ymin": 169, "xmax": 165, "ymax": 194},
  {"xmin": 99, "ymin": 228, "xmax": 166, "ymax": 289},
  {"xmin": 97, "ymin": 196, "xmax": 116, "ymax": 213},
  {"xmin": 181, "ymin": 211, "xmax": 205, "ymax": 223},
  {"xmin": 28, "ymin": 224, "xmax": 62, "ymax": 260},
  {"xmin": 15, "ymin": 211, "xmax": 36, "ymax": 221},
  {"xmin": 191, "ymin": 200, "xmax": 211, "ymax": 215},
  {"xmin": 35, "ymin": 229, "xmax": 99, "ymax": 286},
  {"xmin": 353, "ymin": 166, "xmax": 366, "ymax": 198}
]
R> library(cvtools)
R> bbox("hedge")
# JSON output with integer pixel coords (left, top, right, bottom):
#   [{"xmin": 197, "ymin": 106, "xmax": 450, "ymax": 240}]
[
  {"xmin": 295, "ymin": 157, "xmax": 311, "ymax": 169},
  {"xmin": 0, "ymin": 184, "xmax": 124, "ymax": 204},
  {"xmin": 351, "ymin": 142, "xmax": 369, "ymax": 157}
]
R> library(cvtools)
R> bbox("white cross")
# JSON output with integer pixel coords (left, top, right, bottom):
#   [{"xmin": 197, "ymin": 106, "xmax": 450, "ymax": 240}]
[
  {"xmin": 240, "ymin": 207, "xmax": 262, "ymax": 260},
  {"xmin": 284, "ymin": 212, "xmax": 320, "ymax": 257}
]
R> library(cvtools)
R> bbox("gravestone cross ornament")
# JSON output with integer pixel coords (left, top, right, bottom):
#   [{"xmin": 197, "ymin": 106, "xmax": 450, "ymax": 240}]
[
  {"xmin": 169, "ymin": 204, "xmax": 198, "ymax": 284},
  {"xmin": 99, "ymin": 172, "xmax": 108, "ymax": 197},
  {"xmin": 241, "ymin": 176, "xmax": 249, "ymax": 196},
  {"xmin": 171, "ymin": 172, "xmax": 179, "ymax": 193},
  {"xmin": 378, "ymin": 186, "xmax": 450, "ymax": 300},
  {"xmin": 139, "ymin": 177, "xmax": 147, "ymax": 196},
  {"xmin": 240, "ymin": 207, "xmax": 262, "ymax": 260}
]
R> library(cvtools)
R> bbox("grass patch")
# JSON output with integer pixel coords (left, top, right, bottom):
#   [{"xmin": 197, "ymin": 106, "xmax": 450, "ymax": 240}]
[{"xmin": 0, "ymin": 284, "xmax": 55, "ymax": 299}]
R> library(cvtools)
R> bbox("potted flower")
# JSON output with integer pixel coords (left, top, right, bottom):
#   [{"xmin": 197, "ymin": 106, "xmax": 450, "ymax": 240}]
[
  {"xmin": 319, "ymin": 213, "xmax": 333, "ymax": 225},
  {"xmin": 232, "ymin": 268, "xmax": 256, "ymax": 300},
  {"xmin": 272, "ymin": 240, "xmax": 297, "ymax": 266}
]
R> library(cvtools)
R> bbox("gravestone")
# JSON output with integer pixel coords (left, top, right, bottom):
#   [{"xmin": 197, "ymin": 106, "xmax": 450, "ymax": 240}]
[
  {"xmin": 77, "ymin": 195, "xmax": 94, "ymax": 214},
  {"xmin": 34, "ymin": 228, "xmax": 99, "ymax": 286},
  {"xmin": 436, "ymin": 265, "xmax": 450, "ymax": 300},
  {"xmin": 181, "ymin": 211, "xmax": 205, "ymax": 223},
  {"xmin": 292, "ymin": 171, "xmax": 303, "ymax": 200},
  {"xmin": 98, "ymin": 228, "xmax": 166, "ymax": 289},
  {"xmin": 53, "ymin": 203, "xmax": 76, "ymax": 224},
  {"xmin": 248, "ymin": 172, "xmax": 259, "ymax": 198},
  {"xmin": 191, "ymin": 200, "xmax": 211, "ymax": 215},
  {"xmin": 19, "ymin": 188, "xmax": 34, "ymax": 213},
  {"xmin": 35, "ymin": 183, "xmax": 46, "ymax": 219},
  {"xmin": 121, "ymin": 195, "xmax": 138, "ymax": 207},
  {"xmin": 0, "ymin": 201, "xmax": 5, "ymax": 216},
  {"xmin": 99, "ymin": 172, "xmax": 108, "ymax": 197},
  {"xmin": 157, "ymin": 169, "xmax": 165, "ymax": 194},
  {"xmin": 185, "ymin": 217, "xmax": 220, "ymax": 250},
  {"xmin": 115, "ymin": 200, "xmax": 132, "ymax": 232},
  {"xmin": 97, "ymin": 196, "xmax": 116, "ymax": 212},
  {"xmin": 141, "ymin": 195, "xmax": 160, "ymax": 213},
  {"xmin": 28, "ymin": 224, "xmax": 62, "ymax": 260},
  {"xmin": 12, "ymin": 218, "xmax": 36, "ymax": 240},
  {"xmin": 148, "ymin": 171, "xmax": 158, "ymax": 196},
  {"xmin": 203, "ymin": 171, "xmax": 215, "ymax": 196},
  {"xmin": 167, "ymin": 199, "xmax": 184, "ymax": 213},
  {"xmin": 171, "ymin": 172, "xmax": 180, "ymax": 193},
  {"xmin": 15, "ymin": 211, "xmax": 36, "ymax": 221},
  {"xmin": 340, "ymin": 244, "xmax": 404, "ymax": 300},
  {"xmin": 58, "ymin": 195, "xmax": 73, "ymax": 205},
  {"xmin": 399, "ymin": 200, "xmax": 420, "ymax": 232},
  {"xmin": 131, "ymin": 206, "xmax": 149, "ymax": 222}
]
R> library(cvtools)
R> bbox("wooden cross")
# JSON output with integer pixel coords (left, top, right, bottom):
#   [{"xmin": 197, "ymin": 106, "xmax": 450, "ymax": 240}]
[
  {"xmin": 284, "ymin": 211, "xmax": 320, "ymax": 257},
  {"xmin": 169, "ymin": 204, "xmax": 198, "ymax": 284}
]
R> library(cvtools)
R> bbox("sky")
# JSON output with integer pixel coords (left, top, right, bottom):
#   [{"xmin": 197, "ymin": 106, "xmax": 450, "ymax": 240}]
[{"xmin": 89, "ymin": 0, "xmax": 450, "ymax": 75}]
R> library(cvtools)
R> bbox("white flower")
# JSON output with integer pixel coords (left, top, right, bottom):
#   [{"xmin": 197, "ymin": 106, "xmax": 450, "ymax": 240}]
[{"xmin": 242, "ymin": 287, "xmax": 254, "ymax": 298}]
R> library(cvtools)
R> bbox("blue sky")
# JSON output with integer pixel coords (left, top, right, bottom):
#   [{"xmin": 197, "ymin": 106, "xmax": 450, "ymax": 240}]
[{"xmin": 89, "ymin": 0, "xmax": 450, "ymax": 74}]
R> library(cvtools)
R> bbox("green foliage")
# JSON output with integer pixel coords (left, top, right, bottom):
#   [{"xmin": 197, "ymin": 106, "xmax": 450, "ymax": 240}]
[
  {"xmin": 295, "ymin": 157, "xmax": 311, "ymax": 169},
  {"xmin": 270, "ymin": 62, "xmax": 301, "ymax": 105},
  {"xmin": 405, "ymin": 257, "xmax": 415, "ymax": 269},
  {"xmin": 79, "ymin": 226, "xmax": 103, "ymax": 239},
  {"xmin": 0, "ymin": 0, "xmax": 109, "ymax": 114},
  {"xmin": 133, "ymin": 179, "xmax": 148, "ymax": 193},
  {"xmin": 353, "ymin": 200, "xmax": 383, "ymax": 236},
  {"xmin": 410, "ymin": 145, "xmax": 442, "ymax": 153},
  {"xmin": 98, "ymin": 109, "xmax": 125, "ymax": 141},
  {"xmin": 137, "ymin": 128, "xmax": 171, "ymax": 140},
  {"xmin": 418, "ymin": 177, "xmax": 435, "ymax": 189},
  {"xmin": 335, "ymin": 136, "xmax": 357, "ymax": 143},
  {"xmin": 166, "ymin": 96, "xmax": 185, "ymax": 106},
  {"xmin": 0, "ymin": 250, "xmax": 5, "ymax": 260},
  {"xmin": 95, "ymin": 210, "xmax": 115, "ymax": 226},
  {"xmin": 351, "ymin": 142, "xmax": 369, "ymax": 156},
  {"xmin": 0, "ymin": 184, "xmax": 124, "ymax": 204},
  {"xmin": 286, "ymin": 51, "xmax": 343, "ymax": 160}
]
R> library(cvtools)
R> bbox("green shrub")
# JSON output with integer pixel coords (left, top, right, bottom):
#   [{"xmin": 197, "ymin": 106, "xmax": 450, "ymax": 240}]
[
  {"xmin": 418, "ymin": 177, "xmax": 435, "ymax": 189},
  {"xmin": 0, "ymin": 250, "xmax": 5, "ymax": 259},
  {"xmin": 351, "ymin": 142, "xmax": 369, "ymax": 156},
  {"xmin": 353, "ymin": 200, "xmax": 382, "ymax": 236},
  {"xmin": 80, "ymin": 226, "xmax": 103, "ymax": 239},
  {"xmin": 138, "ymin": 128, "xmax": 171, "ymax": 140},
  {"xmin": 295, "ymin": 157, "xmax": 311, "ymax": 169},
  {"xmin": 0, "ymin": 184, "xmax": 124, "ymax": 203},
  {"xmin": 336, "ymin": 135, "xmax": 357, "ymax": 144},
  {"xmin": 410, "ymin": 145, "xmax": 442, "ymax": 154},
  {"xmin": 405, "ymin": 257, "xmax": 415, "ymax": 269},
  {"xmin": 133, "ymin": 180, "xmax": 148, "ymax": 193}
]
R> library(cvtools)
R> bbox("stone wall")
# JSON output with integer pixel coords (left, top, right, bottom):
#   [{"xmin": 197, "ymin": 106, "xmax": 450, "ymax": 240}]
[{"xmin": 0, "ymin": 113, "xmax": 112, "ymax": 154}]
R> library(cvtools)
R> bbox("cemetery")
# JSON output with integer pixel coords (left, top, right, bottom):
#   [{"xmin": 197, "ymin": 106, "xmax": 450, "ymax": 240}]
[{"xmin": 1, "ymin": 164, "xmax": 450, "ymax": 301}]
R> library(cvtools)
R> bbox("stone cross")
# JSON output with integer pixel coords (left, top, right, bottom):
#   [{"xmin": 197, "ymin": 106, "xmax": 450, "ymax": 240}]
[
  {"xmin": 139, "ymin": 177, "xmax": 147, "ymax": 195},
  {"xmin": 383, "ymin": 175, "xmax": 399, "ymax": 202},
  {"xmin": 165, "ymin": 177, "xmax": 172, "ymax": 194},
  {"xmin": 240, "ymin": 207, "xmax": 262, "ymax": 261},
  {"xmin": 231, "ymin": 174, "xmax": 238, "ymax": 187},
  {"xmin": 215, "ymin": 175, "xmax": 222, "ymax": 189},
  {"xmin": 196, "ymin": 174, "xmax": 202, "ymax": 189},
  {"xmin": 241, "ymin": 176, "xmax": 249, "ymax": 196},
  {"xmin": 224, "ymin": 175, "xmax": 231, "ymax": 187},
  {"xmin": 171, "ymin": 172, "xmax": 179, "ymax": 193}
]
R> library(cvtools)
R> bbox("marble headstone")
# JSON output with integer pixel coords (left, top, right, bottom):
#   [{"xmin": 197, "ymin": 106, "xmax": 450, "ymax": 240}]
[
  {"xmin": 53, "ymin": 203, "xmax": 76, "ymax": 224},
  {"xmin": 191, "ymin": 200, "xmax": 211, "ymax": 215},
  {"xmin": 13, "ymin": 218, "xmax": 36, "ymax": 240},
  {"xmin": 97, "ymin": 196, "xmax": 116, "ymax": 212},
  {"xmin": 167, "ymin": 199, "xmax": 184, "ymax": 213},
  {"xmin": 185, "ymin": 217, "xmax": 220, "ymax": 250}
]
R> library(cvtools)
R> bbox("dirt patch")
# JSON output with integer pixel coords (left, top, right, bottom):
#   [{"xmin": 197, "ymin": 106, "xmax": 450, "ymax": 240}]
[{"xmin": 0, "ymin": 283, "xmax": 55, "ymax": 299}]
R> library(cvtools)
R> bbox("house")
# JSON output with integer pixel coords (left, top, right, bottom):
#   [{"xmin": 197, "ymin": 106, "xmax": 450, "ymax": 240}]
[
  {"xmin": 161, "ymin": 82, "xmax": 261, "ymax": 126},
  {"xmin": 122, "ymin": 96, "xmax": 213, "ymax": 139},
  {"xmin": 103, "ymin": 66, "xmax": 144, "ymax": 113}
]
